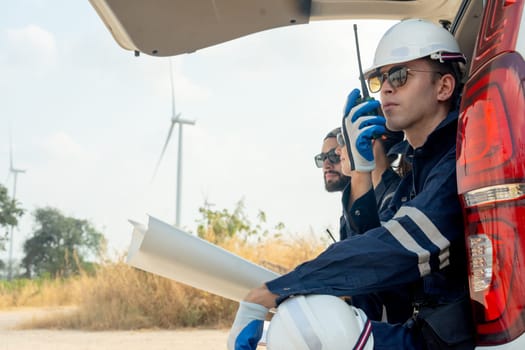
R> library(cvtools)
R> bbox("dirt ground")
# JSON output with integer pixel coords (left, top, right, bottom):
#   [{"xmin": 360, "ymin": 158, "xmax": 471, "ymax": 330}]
[{"xmin": 0, "ymin": 308, "xmax": 229, "ymax": 350}]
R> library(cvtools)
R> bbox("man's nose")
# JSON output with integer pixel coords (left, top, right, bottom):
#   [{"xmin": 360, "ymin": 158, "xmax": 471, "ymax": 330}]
[{"xmin": 381, "ymin": 78, "xmax": 394, "ymax": 94}]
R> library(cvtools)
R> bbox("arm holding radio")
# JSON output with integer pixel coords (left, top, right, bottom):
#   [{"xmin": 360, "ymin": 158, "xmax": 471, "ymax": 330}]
[{"xmin": 342, "ymin": 89, "xmax": 386, "ymax": 172}]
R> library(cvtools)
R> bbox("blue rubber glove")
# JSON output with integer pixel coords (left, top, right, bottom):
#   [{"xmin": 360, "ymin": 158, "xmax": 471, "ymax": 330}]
[
  {"xmin": 342, "ymin": 89, "xmax": 386, "ymax": 172},
  {"xmin": 227, "ymin": 301, "xmax": 269, "ymax": 350}
]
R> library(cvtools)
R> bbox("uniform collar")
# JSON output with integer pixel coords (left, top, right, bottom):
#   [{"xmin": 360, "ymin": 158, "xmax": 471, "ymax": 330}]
[{"xmin": 407, "ymin": 110, "xmax": 459, "ymax": 157}]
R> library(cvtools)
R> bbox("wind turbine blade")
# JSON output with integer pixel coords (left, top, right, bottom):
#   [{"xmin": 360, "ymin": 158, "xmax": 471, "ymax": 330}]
[
  {"xmin": 151, "ymin": 120, "xmax": 176, "ymax": 181},
  {"xmin": 169, "ymin": 59, "xmax": 176, "ymax": 118}
]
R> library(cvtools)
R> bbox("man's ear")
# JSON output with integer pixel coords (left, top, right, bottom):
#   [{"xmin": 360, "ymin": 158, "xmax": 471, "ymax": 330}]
[{"xmin": 436, "ymin": 73, "xmax": 455, "ymax": 102}]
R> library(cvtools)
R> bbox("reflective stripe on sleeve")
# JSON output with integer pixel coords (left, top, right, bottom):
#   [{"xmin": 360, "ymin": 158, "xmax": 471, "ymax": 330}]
[
  {"xmin": 383, "ymin": 220, "xmax": 431, "ymax": 276},
  {"xmin": 385, "ymin": 206, "xmax": 451, "ymax": 276}
]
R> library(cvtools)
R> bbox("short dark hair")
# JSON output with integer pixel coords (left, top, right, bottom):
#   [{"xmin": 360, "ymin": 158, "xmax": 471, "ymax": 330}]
[{"xmin": 324, "ymin": 127, "xmax": 340, "ymax": 140}]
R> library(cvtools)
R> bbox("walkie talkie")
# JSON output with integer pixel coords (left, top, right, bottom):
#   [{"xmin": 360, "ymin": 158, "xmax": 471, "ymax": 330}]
[
  {"xmin": 343, "ymin": 24, "xmax": 384, "ymax": 171},
  {"xmin": 353, "ymin": 24, "xmax": 382, "ymax": 123}
]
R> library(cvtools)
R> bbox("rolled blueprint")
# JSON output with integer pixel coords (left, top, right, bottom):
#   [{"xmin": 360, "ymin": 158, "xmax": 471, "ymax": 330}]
[{"xmin": 127, "ymin": 215, "xmax": 280, "ymax": 302}]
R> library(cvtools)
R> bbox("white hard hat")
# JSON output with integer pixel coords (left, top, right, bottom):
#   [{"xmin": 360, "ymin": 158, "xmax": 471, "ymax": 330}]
[
  {"xmin": 266, "ymin": 295, "xmax": 374, "ymax": 350},
  {"xmin": 364, "ymin": 18, "xmax": 466, "ymax": 77}
]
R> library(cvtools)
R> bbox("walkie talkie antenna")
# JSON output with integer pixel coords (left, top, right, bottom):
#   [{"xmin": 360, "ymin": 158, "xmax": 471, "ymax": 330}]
[{"xmin": 353, "ymin": 24, "xmax": 370, "ymax": 99}]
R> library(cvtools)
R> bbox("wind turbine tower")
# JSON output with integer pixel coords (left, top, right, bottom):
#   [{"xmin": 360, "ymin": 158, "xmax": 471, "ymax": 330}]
[
  {"xmin": 152, "ymin": 59, "xmax": 195, "ymax": 228},
  {"xmin": 7, "ymin": 135, "xmax": 25, "ymax": 280}
]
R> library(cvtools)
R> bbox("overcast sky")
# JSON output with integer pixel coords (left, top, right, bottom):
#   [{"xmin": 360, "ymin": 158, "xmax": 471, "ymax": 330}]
[{"xmin": 1, "ymin": 1, "xmax": 397, "ymax": 262}]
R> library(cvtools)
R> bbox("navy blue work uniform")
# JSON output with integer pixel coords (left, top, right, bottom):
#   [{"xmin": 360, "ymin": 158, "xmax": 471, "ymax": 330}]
[
  {"xmin": 340, "ymin": 167, "xmax": 413, "ymax": 325},
  {"xmin": 266, "ymin": 112, "xmax": 474, "ymax": 349}
]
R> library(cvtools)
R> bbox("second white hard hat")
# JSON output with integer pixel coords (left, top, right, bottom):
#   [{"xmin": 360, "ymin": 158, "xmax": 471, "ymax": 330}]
[{"xmin": 266, "ymin": 295, "xmax": 374, "ymax": 350}]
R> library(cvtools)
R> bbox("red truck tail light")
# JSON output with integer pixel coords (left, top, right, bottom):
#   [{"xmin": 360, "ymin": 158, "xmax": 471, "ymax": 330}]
[
  {"xmin": 463, "ymin": 204, "xmax": 525, "ymax": 344},
  {"xmin": 457, "ymin": 0, "xmax": 525, "ymax": 345}
]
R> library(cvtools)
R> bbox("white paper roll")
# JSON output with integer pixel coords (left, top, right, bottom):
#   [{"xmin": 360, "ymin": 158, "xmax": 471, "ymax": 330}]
[{"xmin": 126, "ymin": 215, "xmax": 280, "ymax": 302}]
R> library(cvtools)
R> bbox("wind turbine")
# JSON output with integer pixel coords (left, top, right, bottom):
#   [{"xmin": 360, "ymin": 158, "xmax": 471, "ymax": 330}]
[
  {"xmin": 7, "ymin": 133, "xmax": 25, "ymax": 280},
  {"xmin": 152, "ymin": 58, "xmax": 195, "ymax": 228}
]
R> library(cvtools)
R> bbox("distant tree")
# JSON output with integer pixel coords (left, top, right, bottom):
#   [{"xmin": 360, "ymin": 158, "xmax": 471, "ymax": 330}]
[
  {"xmin": 22, "ymin": 207, "xmax": 106, "ymax": 278},
  {"xmin": 196, "ymin": 198, "xmax": 285, "ymax": 244},
  {"xmin": 0, "ymin": 183, "xmax": 24, "ymax": 251}
]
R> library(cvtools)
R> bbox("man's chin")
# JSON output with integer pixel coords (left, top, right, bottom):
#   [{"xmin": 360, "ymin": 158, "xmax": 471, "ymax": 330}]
[
  {"xmin": 325, "ymin": 178, "xmax": 348, "ymax": 192},
  {"xmin": 385, "ymin": 118, "xmax": 404, "ymax": 132}
]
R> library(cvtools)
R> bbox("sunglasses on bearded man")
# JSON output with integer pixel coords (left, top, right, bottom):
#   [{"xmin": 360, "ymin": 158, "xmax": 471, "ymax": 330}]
[{"xmin": 314, "ymin": 148, "xmax": 340, "ymax": 168}]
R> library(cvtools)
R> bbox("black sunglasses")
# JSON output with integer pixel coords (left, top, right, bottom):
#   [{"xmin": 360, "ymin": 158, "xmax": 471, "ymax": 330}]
[
  {"xmin": 367, "ymin": 66, "xmax": 444, "ymax": 93},
  {"xmin": 314, "ymin": 148, "xmax": 340, "ymax": 168}
]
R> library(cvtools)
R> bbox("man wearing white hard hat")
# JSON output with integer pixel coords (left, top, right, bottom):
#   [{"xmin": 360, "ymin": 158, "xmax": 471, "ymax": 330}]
[{"xmin": 228, "ymin": 19, "xmax": 475, "ymax": 350}]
